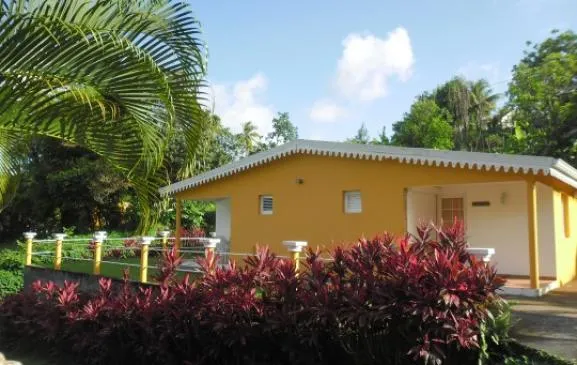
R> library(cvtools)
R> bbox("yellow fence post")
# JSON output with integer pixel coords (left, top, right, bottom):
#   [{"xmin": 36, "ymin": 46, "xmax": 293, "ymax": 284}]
[
  {"xmin": 159, "ymin": 230, "xmax": 170, "ymax": 253},
  {"xmin": 140, "ymin": 236, "xmax": 154, "ymax": 283},
  {"xmin": 23, "ymin": 232, "xmax": 37, "ymax": 266},
  {"xmin": 53, "ymin": 233, "xmax": 66, "ymax": 270},
  {"xmin": 93, "ymin": 231, "xmax": 106, "ymax": 275},
  {"xmin": 175, "ymin": 199, "xmax": 182, "ymax": 256},
  {"xmin": 282, "ymin": 241, "xmax": 308, "ymax": 272}
]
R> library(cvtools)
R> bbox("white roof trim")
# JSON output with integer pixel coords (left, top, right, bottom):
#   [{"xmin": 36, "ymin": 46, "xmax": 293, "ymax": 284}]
[{"xmin": 159, "ymin": 139, "xmax": 577, "ymax": 195}]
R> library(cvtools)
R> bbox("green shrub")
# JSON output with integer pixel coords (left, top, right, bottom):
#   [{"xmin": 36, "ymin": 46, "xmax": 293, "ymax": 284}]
[
  {"xmin": 0, "ymin": 249, "xmax": 23, "ymax": 272},
  {"xmin": 0, "ymin": 269, "xmax": 23, "ymax": 298}
]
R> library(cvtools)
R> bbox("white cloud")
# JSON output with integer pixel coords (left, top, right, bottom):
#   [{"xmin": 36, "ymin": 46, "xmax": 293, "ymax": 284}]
[
  {"xmin": 208, "ymin": 73, "xmax": 275, "ymax": 135},
  {"xmin": 309, "ymin": 98, "xmax": 347, "ymax": 123},
  {"xmin": 335, "ymin": 27, "xmax": 414, "ymax": 102}
]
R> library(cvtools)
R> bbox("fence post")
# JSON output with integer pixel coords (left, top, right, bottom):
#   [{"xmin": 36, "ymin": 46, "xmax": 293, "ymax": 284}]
[
  {"xmin": 201, "ymin": 238, "xmax": 220, "ymax": 258},
  {"xmin": 159, "ymin": 230, "xmax": 170, "ymax": 253},
  {"xmin": 53, "ymin": 233, "xmax": 66, "ymax": 270},
  {"xmin": 282, "ymin": 241, "xmax": 308, "ymax": 272},
  {"xmin": 23, "ymin": 232, "xmax": 37, "ymax": 266},
  {"xmin": 93, "ymin": 232, "xmax": 106, "ymax": 275},
  {"xmin": 140, "ymin": 236, "xmax": 154, "ymax": 283}
]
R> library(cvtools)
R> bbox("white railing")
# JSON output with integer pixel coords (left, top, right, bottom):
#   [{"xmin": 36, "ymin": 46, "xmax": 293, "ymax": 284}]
[{"xmin": 23, "ymin": 232, "xmax": 308, "ymax": 283}]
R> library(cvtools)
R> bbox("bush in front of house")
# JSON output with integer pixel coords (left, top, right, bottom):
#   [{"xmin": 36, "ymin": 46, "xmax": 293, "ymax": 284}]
[
  {"xmin": 0, "ymin": 270, "xmax": 22, "ymax": 298},
  {"xmin": 0, "ymin": 249, "xmax": 24, "ymax": 297},
  {"xmin": 0, "ymin": 222, "xmax": 505, "ymax": 365}
]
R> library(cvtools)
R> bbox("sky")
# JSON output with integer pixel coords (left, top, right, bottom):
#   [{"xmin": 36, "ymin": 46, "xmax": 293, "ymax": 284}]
[{"xmin": 193, "ymin": 0, "xmax": 577, "ymax": 141}]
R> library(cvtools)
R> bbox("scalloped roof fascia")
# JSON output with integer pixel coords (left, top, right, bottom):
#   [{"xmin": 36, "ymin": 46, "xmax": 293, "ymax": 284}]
[{"xmin": 159, "ymin": 139, "xmax": 577, "ymax": 195}]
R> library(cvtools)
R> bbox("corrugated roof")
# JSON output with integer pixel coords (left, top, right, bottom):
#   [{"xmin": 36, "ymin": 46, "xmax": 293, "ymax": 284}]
[{"xmin": 159, "ymin": 139, "xmax": 577, "ymax": 195}]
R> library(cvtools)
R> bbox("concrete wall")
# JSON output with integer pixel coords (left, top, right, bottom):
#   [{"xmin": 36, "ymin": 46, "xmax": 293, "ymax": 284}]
[
  {"xmin": 215, "ymin": 198, "xmax": 231, "ymax": 253},
  {"xmin": 553, "ymin": 191, "xmax": 577, "ymax": 284},
  {"xmin": 407, "ymin": 181, "xmax": 556, "ymax": 277},
  {"xmin": 406, "ymin": 189, "xmax": 437, "ymax": 237},
  {"xmin": 536, "ymin": 183, "xmax": 556, "ymax": 278}
]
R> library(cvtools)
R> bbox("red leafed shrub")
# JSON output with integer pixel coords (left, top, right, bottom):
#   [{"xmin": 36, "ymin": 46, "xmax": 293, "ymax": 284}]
[
  {"xmin": 180, "ymin": 227, "xmax": 207, "ymax": 248},
  {"xmin": 0, "ymin": 221, "xmax": 505, "ymax": 365},
  {"xmin": 123, "ymin": 238, "xmax": 140, "ymax": 257},
  {"xmin": 153, "ymin": 246, "xmax": 183, "ymax": 287}
]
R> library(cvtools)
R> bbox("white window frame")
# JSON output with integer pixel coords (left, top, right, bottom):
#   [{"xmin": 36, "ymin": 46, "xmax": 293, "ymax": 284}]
[
  {"xmin": 344, "ymin": 190, "xmax": 362, "ymax": 214},
  {"xmin": 260, "ymin": 195, "xmax": 273, "ymax": 215}
]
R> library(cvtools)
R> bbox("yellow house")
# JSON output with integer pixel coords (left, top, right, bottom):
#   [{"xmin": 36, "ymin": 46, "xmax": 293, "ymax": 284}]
[{"xmin": 160, "ymin": 140, "xmax": 577, "ymax": 293}]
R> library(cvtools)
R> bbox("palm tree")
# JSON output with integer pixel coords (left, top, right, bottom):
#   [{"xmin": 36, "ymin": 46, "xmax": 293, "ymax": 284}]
[
  {"xmin": 469, "ymin": 80, "xmax": 500, "ymax": 151},
  {"xmin": 239, "ymin": 121, "xmax": 261, "ymax": 155},
  {"xmin": 0, "ymin": 0, "xmax": 206, "ymax": 231},
  {"xmin": 469, "ymin": 80, "xmax": 499, "ymax": 126}
]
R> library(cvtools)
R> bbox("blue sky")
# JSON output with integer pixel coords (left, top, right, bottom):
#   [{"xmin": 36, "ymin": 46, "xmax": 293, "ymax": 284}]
[{"xmin": 193, "ymin": 0, "xmax": 576, "ymax": 141}]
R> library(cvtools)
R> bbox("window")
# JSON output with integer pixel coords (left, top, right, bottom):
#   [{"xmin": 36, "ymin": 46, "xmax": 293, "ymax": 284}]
[
  {"xmin": 441, "ymin": 197, "xmax": 464, "ymax": 227},
  {"xmin": 562, "ymin": 193, "xmax": 571, "ymax": 238},
  {"xmin": 260, "ymin": 195, "xmax": 273, "ymax": 215},
  {"xmin": 344, "ymin": 191, "xmax": 362, "ymax": 213}
]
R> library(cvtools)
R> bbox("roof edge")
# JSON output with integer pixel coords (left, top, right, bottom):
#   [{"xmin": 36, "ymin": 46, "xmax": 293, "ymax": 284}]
[{"xmin": 159, "ymin": 140, "xmax": 577, "ymax": 195}]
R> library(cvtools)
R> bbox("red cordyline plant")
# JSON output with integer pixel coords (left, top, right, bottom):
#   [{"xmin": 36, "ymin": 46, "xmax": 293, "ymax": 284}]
[
  {"xmin": 0, "ymin": 221, "xmax": 505, "ymax": 365},
  {"xmin": 153, "ymin": 246, "xmax": 183, "ymax": 287}
]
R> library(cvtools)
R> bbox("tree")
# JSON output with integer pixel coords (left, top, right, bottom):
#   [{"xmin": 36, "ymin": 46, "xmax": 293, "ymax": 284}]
[
  {"xmin": 430, "ymin": 77, "xmax": 500, "ymax": 151},
  {"xmin": 0, "ymin": 139, "xmax": 135, "ymax": 236},
  {"xmin": 468, "ymin": 80, "xmax": 501, "ymax": 151},
  {"xmin": 0, "ymin": 0, "xmax": 207, "ymax": 232},
  {"xmin": 238, "ymin": 121, "xmax": 262, "ymax": 155},
  {"xmin": 432, "ymin": 77, "xmax": 471, "ymax": 150},
  {"xmin": 506, "ymin": 30, "xmax": 577, "ymax": 165},
  {"xmin": 391, "ymin": 99, "xmax": 454, "ymax": 149},
  {"xmin": 267, "ymin": 112, "xmax": 298, "ymax": 147},
  {"xmin": 372, "ymin": 126, "xmax": 390, "ymax": 145},
  {"xmin": 348, "ymin": 123, "xmax": 371, "ymax": 144}
]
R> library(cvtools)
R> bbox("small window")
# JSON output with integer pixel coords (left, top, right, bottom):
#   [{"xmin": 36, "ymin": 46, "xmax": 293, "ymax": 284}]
[
  {"xmin": 260, "ymin": 195, "xmax": 273, "ymax": 215},
  {"xmin": 344, "ymin": 191, "xmax": 362, "ymax": 213},
  {"xmin": 441, "ymin": 197, "xmax": 464, "ymax": 227}
]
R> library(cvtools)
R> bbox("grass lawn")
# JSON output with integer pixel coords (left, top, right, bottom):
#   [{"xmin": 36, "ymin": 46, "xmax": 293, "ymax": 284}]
[
  {"xmin": 35, "ymin": 253, "xmax": 202, "ymax": 282},
  {"xmin": 59, "ymin": 257, "xmax": 161, "ymax": 281}
]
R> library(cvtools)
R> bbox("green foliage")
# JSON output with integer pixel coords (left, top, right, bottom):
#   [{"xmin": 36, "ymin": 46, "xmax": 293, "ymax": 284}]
[
  {"xmin": 0, "ymin": 248, "xmax": 24, "ymax": 298},
  {"xmin": 392, "ymin": 99, "xmax": 455, "ymax": 149},
  {"xmin": 479, "ymin": 299, "xmax": 515, "ymax": 363},
  {"xmin": 0, "ymin": 0, "xmax": 207, "ymax": 234},
  {"xmin": 507, "ymin": 30, "xmax": 577, "ymax": 164},
  {"xmin": 0, "ymin": 139, "xmax": 136, "ymax": 236},
  {"xmin": 500, "ymin": 341, "xmax": 576, "ymax": 365},
  {"xmin": 238, "ymin": 121, "xmax": 262, "ymax": 156},
  {"xmin": 158, "ymin": 200, "xmax": 215, "ymax": 231},
  {"xmin": 0, "ymin": 249, "xmax": 23, "ymax": 272},
  {"xmin": 372, "ymin": 126, "xmax": 390, "ymax": 145},
  {"xmin": 266, "ymin": 112, "xmax": 298, "ymax": 147},
  {"xmin": 0, "ymin": 270, "xmax": 22, "ymax": 298},
  {"xmin": 348, "ymin": 123, "xmax": 371, "ymax": 144}
]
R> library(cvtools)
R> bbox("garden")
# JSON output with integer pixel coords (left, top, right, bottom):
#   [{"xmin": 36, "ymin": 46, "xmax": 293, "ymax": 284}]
[
  {"xmin": 0, "ymin": 0, "xmax": 576, "ymax": 364},
  {"xmin": 0, "ymin": 223, "xmax": 575, "ymax": 365},
  {"xmin": 0, "ymin": 227, "xmax": 208, "ymax": 299}
]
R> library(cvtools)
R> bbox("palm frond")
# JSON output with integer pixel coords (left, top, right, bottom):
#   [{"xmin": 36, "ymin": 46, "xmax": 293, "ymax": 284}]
[{"xmin": 0, "ymin": 0, "xmax": 207, "ymax": 230}]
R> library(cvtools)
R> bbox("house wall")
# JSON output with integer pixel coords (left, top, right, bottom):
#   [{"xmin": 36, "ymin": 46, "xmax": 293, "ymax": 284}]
[
  {"xmin": 406, "ymin": 190, "xmax": 437, "ymax": 237},
  {"xmin": 215, "ymin": 198, "xmax": 231, "ymax": 253},
  {"xmin": 536, "ymin": 184, "xmax": 557, "ymax": 278},
  {"xmin": 553, "ymin": 191, "xmax": 577, "ymax": 284},
  {"xmin": 177, "ymin": 154, "xmax": 545, "ymax": 255},
  {"xmin": 407, "ymin": 182, "xmax": 556, "ymax": 277}
]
